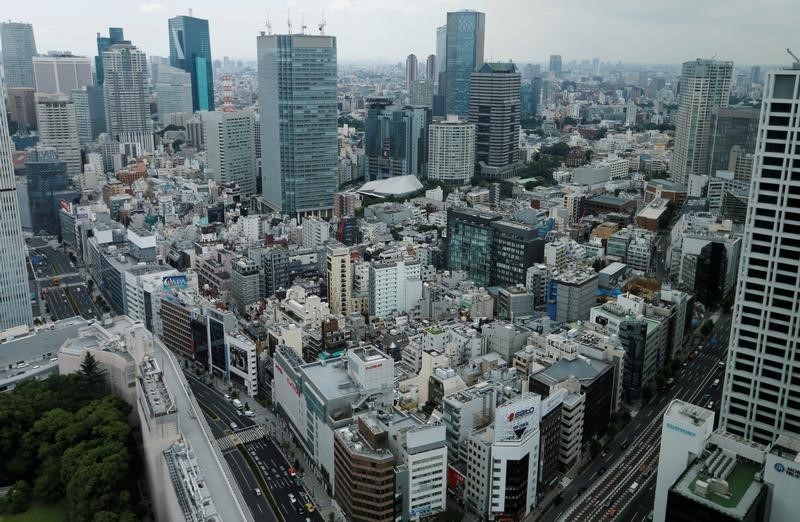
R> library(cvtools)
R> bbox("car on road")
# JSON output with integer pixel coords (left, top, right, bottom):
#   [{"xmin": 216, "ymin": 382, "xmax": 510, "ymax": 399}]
[
  {"xmin": 629, "ymin": 482, "xmax": 639, "ymax": 492},
  {"xmin": 288, "ymin": 467, "xmax": 297, "ymax": 477},
  {"xmin": 598, "ymin": 466, "xmax": 607, "ymax": 476},
  {"xmin": 230, "ymin": 422, "xmax": 238, "ymax": 430},
  {"xmin": 305, "ymin": 503, "xmax": 315, "ymax": 512},
  {"xmin": 603, "ymin": 496, "xmax": 614, "ymax": 508},
  {"xmin": 289, "ymin": 493, "xmax": 297, "ymax": 504},
  {"xmin": 244, "ymin": 410, "xmax": 255, "ymax": 417},
  {"xmin": 254, "ymin": 488, "xmax": 261, "ymax": 496},
  {"xmin": 620, "ymin": 440, "xmax": 629, "ymax": 450},
  {"xmin": 224, "ymin": 394, "xmax": 231, "ymax": 401},
  {"xmin": 707, "ymin": 401, "xmax": 715, "ymax": 409},
  {"xmin": 718, "ymin": 361, "xmax": 725, "ymax": 368},
  {"xmin": 578, "ymin": 486, "xmax": 587, "ymax": 496},
  {"xmin": 701, "ymin": 393, "xmax": 711, "ymax": 405},
  {"xmin": 712, "ymin": 378, "xmax": 720, "ymax": 387}
]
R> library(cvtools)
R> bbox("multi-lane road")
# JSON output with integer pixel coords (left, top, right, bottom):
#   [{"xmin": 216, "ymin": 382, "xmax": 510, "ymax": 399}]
[
  {"xmin": 186, "ymin": 374, "xmax": 323, "ymax": 522},
  {"xmin": 41, "ymin": 284, "xmax": 100, "ymax": 321},
  {"xmin": 542, "ymin": 313, "xmax": 731, "ymax": 522}
]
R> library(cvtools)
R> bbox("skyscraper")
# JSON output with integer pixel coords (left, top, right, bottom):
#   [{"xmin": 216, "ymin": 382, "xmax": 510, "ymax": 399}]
[
  {"xmin": 95, "ymin": 27, "xmax": 126, "ymax": 86},
  {"xmin": 364, "ymin": 98, "xmax": 431, "ymax": 180},
  {"xmin": 203, "ymin": 110, "xmax": 257, "ymax": 195},
  {"xmin": 469, "ymin": 63, "xmax": 521, "ymax": 179},
  {"xmin": 257, "ymin": 33, "xmax": 338, "ymax": 217},
  {"xmin": 24, "ymin": 147, "xmax": 71, "ymax": 237},
  {"xmin": 436, "ymin": 25, "xmax": 447, "ymax": 76},
  {"xmin": 154, "ymin": 64, "xmax": 193, "ymax": 118},
  {"xmin": 719, "ymin": 67, "xmax": 800, "ymax": 445},
  {"xmin": 671, "ymin": 59, "xmax": 733, "ymax": 185},
  {"xmin": 707, "ymin": 106, "xmax": 759, "ymax": 177},
  {"xmin": 549, "ymin": 54, "xmax": 562, "ymax": 79},
  {"xmin": 428, "ymin": 115, "xmax": 475, "ymax": 185},
  {"xmin": 327, "ymin": 241, "xmax": 352, "ymax": 316},
  {"xmin": 444, "ymin": 10, "xmax": 485, "ymax": 118},
  {"xmin": 35, "ymin": 94, "xmax": 82, "ymax": 176},
  {"xmin": 168, "ymin": 15, "xmax": 214, "ymax": 111},
  {"xmin": 426, "ymin": 54, "xmax": 436, "ymax": 82},
  {"xmin": 71, "ymin": 86, "xmax": 106, "ymax": 146},
  {"xmin": 102, "ymin": 43, "xmax": 151, "ymax": 139},
  {"xmin": 405, "ymin": 54, "xmax": 418, "ymax": 89},
  {"xmin": 32, "ymin": 53, "xmax": 93, "ymax": 94},
  {"xmin": 0, "ymin": 75, "xmax": 34, "ymax": 331},
  {"xmin": 0, "ymin": 22, "xmax": 37, "ymax": 88}
]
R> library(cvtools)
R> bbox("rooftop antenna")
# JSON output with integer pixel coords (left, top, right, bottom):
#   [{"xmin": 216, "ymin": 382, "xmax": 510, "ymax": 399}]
[
  {"xmin": 318, "ymin": 11, "xmax": 326, "ymax": 35},
  {"xmin": 265, "ymin": 13, "xmax": 272, "ymax": 35},
  {"xmin": 301, "ymin": 12, "xmax": 307, "ymax": 34},
  {"xmin": 189, "ymin": 8, "xmax": 193, "ymax": 17},
  {"xmin": 788, "ymin": 48, "xmax": 800, "ymax": 68},
  {"xmin": 287, "ymin": 10, "xmax": 292, "ymax": 35}
]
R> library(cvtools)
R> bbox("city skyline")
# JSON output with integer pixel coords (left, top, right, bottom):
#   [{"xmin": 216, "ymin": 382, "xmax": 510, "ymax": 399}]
[{"xmin": 2, "ymin": 0, "xmax": 797, "ymax": 65}]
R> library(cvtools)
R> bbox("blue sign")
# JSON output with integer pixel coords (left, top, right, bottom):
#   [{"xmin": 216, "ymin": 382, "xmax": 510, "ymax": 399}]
[
  {"xmin": 666, "ymin": 422, "xmax": 696, "ymax": 437},
  {"xmin": 775, "ymin": 463, "xmax": 785, "ymax": 473},
  {"xmin": 162, "ymin": 275, "xmax": 188, "ymax": 290}
]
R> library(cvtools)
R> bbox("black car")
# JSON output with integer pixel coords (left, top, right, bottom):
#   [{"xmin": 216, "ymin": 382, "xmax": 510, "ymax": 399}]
[
  {"xmin": 700, "ymin": 393, "xmax": 711, "ymax": 405},
  {"xmin": 598, "ymin": 466, "xmax": 607, "ymax": 475},
  {"xmin": 620, "ymin": 440, "xmax": 629, "ymax": 450}
]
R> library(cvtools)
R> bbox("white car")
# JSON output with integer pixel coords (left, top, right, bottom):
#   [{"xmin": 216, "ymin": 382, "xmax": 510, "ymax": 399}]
[
  {"xmin": 224, "ymin": 393, "xmax": 232, "ymax": 401},
  {"xmin": 244, "ymin": 410, "xmax": 255, "ymax": 417},
  {"xmin": 254, "ymin": 488, "xmax": 262, "ymax": 496},
  {"xmin": 230, "ymin": 422, "xmax": 238, "ymax": 430}
]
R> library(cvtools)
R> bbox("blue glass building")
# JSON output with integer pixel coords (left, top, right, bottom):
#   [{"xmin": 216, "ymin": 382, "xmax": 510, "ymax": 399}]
[
  {"xmin": 444, "ymin": 10, "xmax": 485, "ymax": 118},
  {"xmin": 168, "ymin": 15, "xmax": 214, "ymax": 111},
  {"xmin": 25, "ymin": 148, "xmax": 74, "ymax": 237},
  {"xmin": 257, "ymin": 34, "xmax": 338, "ymax": 217}
]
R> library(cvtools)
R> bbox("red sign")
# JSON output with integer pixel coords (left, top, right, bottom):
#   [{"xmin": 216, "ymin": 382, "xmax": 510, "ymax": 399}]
[
  {"xmin": 366, "ymin": 363, "xmax": 383, "ymax": 370},
  {"xmin": 60, "ymin": 199, "xmax": 72, "ymax": 213}
]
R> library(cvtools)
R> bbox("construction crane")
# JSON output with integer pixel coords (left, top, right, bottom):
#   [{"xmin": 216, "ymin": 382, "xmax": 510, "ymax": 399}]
[
  {"xmin": 318, "ymin": 12, "xmax": 326, "ymax": 35},
  {"xmin": 287, "ymin": 10, "xmax": 292, "ymax": 35},
  {"xmin": 265, "ymin": 14, "xmax": 272, "ymax": 35}
]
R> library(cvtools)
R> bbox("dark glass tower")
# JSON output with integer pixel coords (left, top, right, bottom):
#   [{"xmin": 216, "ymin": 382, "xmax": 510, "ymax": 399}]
[
  {"xmin": 25, "ymin": 148, "xmax": 71, "ymax": 237},
  {"xmin": 444, "ymin": 10, "xmax": 485, "ymax": 118},
  {"xmin": 168, "ymin": 15, "xmax": 214, "ymax": 111}
]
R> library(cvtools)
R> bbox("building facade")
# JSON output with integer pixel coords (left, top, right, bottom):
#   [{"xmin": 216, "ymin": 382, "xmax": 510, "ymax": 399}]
[
  {"xmin": 258, "ymin": 34, "xmax": 338, "ymax": 217},
  {"xmin": 102, "ymin": 43, "xmax": 151, "ymax": 139},
  {"xmin": 720, "ymin": 67, "xmax": 800, "ymax": 445},
  {"xmin": 671, "ymin": 59, "xmax": 733, "ymax": 184},
  {"xmin": 154, "ymin": 64, "xmax": 193, "ymax": 118},
  {"xmin": 0, "ymin": 77, "xmax": 35, "ymax": 331},
  {"xmin": 444, "ymin": 10, "xmax": 485, "ymax": 118},
  {"xmin": 35, "ymin": 94, "xmax": 82, "ymax": 176},
  {"xmin": 364, "ymin": 98, "xmax": 431, "ymax": 180},
  {"xmin": 203, "ymin": 110, "xmax": 257, "ymax": 195},
  {"xmin": 428, "ymin": 115, "xmax": 475, "ymax": 185},
  {"xmin": 32, "ymin": 54, "xmax": 93, "ymax": 94},
  {"xmin": 0, "ymin": 22, "xmax": 37, "ymax": 88},
  {"xmin": 168, "ymin": 15, "xmax": 214, "ymax": 112}
]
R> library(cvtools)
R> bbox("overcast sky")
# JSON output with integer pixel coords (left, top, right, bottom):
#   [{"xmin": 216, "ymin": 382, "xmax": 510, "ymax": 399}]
[{"xmin": 4, "ymin": 0, "xmax": 797, "ymax": 66}]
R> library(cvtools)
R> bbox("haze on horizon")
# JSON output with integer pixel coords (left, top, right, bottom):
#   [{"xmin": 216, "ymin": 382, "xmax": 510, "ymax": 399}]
[{"xmin": 3, "ymin": 0, "xmax": 797, "ymax": 66}]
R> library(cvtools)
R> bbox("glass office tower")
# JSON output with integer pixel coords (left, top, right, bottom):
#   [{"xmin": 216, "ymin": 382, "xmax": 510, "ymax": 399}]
[
  {"xmin": 444, "ymin": 10, "xmax": 485, "ymax": 118},
  {"xmin": 168, "ymin": 15, "xmax": 214, "ymax": 111}
]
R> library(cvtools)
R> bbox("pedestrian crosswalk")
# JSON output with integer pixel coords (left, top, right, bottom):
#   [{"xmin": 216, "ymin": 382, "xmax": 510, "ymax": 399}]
[
  {"xmin": 237, "ymin": 425, "xmax": 266, "ymax": 444},
  {"xmin": 215, "ymin": 426, "xmax": 265, "ymax": 451}
]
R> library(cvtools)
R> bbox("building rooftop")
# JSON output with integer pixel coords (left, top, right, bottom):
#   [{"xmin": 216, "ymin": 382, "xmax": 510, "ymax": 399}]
[
  {"xmin": 647, "ymin": 178, "xmax": 687, "ymax": 191},
  {"xmin": 358, "ymin": 175, "xmax": 423, "ymax": 198},
  {"xmin": 0, "ymin": 318, "xmax": 89, "ymax": 382},
  {"xmin": 139, "ymin": 356, "xmax": 176, "ymax": 418},
  {"xmin": 532, "ymin": 356, "xmax": 610, "ymax": 385}
]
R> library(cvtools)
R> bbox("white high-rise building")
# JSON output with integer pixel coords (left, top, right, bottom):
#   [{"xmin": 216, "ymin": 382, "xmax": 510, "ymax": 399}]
[
  {"xmin": 369, "ymin": 258, "xmax": 422, "ymax": 318},
  {"xmin": 35, "ymin": 93, "xmax": 82, "ymax": 176},
  {"xmin": 301, "ymin": 216, "xmax": 330, "ymax": 249},
  {"xmin": 203, "ymin": 110, "xmax": 257, "ymax": 196},
  {"xmin": 326, "ymin": 242, "xmax": 352, "ymax": 316},
  {"xmin": 671, "ymin": 59, "xmax": 733, "ymax": 185},
  {"xmin": 428, "ymin": 115, "xmax": 475, "ymax": 185},
  {"xmin": 102, "ymin": 43, "xmax": 151, "ymax": 139},
  {"xmin": 0, "ymin": 75, "xmax": 35, "ymax": 332},
  {"xmin": 720, "ymin": 66, "xmax": 800, "ymax": 445},
  {"xmin": 32, "ymin": 54, "xmax": 93, "ymax": 94}
]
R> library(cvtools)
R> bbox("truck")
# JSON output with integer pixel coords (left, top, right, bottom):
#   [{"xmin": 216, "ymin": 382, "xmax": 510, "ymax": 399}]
[{"xmin": 232, "ymin": 398, "xmax": 243, "ymax": 410}]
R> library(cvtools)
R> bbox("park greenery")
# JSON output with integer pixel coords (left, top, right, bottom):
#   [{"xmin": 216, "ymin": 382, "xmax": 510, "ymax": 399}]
[{"xmin": 0, "ymin": 353, "xmax": 141, "ymax": 521}]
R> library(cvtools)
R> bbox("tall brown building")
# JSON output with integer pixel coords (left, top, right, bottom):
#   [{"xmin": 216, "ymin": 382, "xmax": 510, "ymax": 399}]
[
  {"xmin": 334, "ymin": 416, "xmax": 396, "ymax": 522},
  {"xmin": 7, "ymin": 87, "xmax": 36, "ymax": 129}
]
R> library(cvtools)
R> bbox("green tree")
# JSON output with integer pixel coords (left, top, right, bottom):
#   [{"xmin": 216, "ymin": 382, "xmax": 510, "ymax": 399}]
[
  {"xmin": 78, "ymin": 352, "xmax": 107, "ymax": 396},
  {"xmin": 0, "ymin": 480, "xmax": 32, "ymax": 514},
  {"xmin": 606, "ymin": 423, "xmax": 618, "ymax": 438},
  {"xmin": 701, "ymin": 319, "xmax": 715, "ymax": 337},
  {"xmin": 642, "ymin": 385, "xmax": 654, "ymax": 403}
]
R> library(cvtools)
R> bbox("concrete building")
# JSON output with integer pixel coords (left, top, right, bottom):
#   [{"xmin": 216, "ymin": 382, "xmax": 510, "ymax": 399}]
[
  {"xmin": 720, "ymin": 67, "xmax": 800, "ymax": 445},
  {"xmin": 671, "ymin": 59, "xmax": 733, "ymax": 184},
  {"xmin": 464, "ymin": 393, "xmax": 541, "ymax": 521},
  {"xmin": 6, "ymin": 87, "xmax": 37, "ymax": 130},
  {"xmin": 708, "ymin": 106, "xmax": 759, "ymax": 177},
  {"xmin": 428, "ymin": 115, "xmax": 475, "ymax": 185},
  {"xmin": 71, "ymin": 86, "xmax": 106, "ymax": 146},
  {"xmin": 334, "ymin": 416, "xmax": 396, "ymax": 522},
  {"xmin": 258, "ymin": 33, "xmax": 338, "ymax": 217},
  {"xmin": 204, "ymin": 110, "xmax": 257, "ymax": 196},
  {"xmin": 35, "ymin": 94, "xmax": 82, "ymax": 176},
  {"xmin": 230, "ymin": 256, "xmax": 261, "ymax": 314},
  {"xmin": 32, "ymin": 53, "xmax": 92, "ymax": 94},
  {"xmin": 442, "ymin": 382, "xmax": 497, "ymax": 465},
  {"xmin": 469, "ymin": 62, "xmax": 521, "ymax": 179},
  {"xmin": 546, "ymin": 269, "xmax": 598, "ymax": 323},
  {"xmin": 405, "ymin": 53, "xmax": 418, "ymax": 89},
  {"xmin": 369, "ymin": 258, "xmax": 422, "ymax": 318},
  {"xmin": 326, "ymin": 242, "xmax": 352, "ymax": 316},
  {"xmin": 102, "ymin": 43, "xmax": 151, "ymax": 139},
  {"xmin": 302, "ymin": 216, "xmax": 330, "ymax": 249}
]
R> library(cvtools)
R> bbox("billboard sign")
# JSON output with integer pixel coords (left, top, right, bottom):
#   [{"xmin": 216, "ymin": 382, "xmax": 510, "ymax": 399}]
[
  {"xmin": 60, "ymin": 199, "xmax": 72, "ymax": 214},
  {"xmin": 495, "ymin": 394, "xmax": 541, "ymax": 442},
  {"xmin": 162, "ymin": 274, "xmax": 188, "ymax": 290}
]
